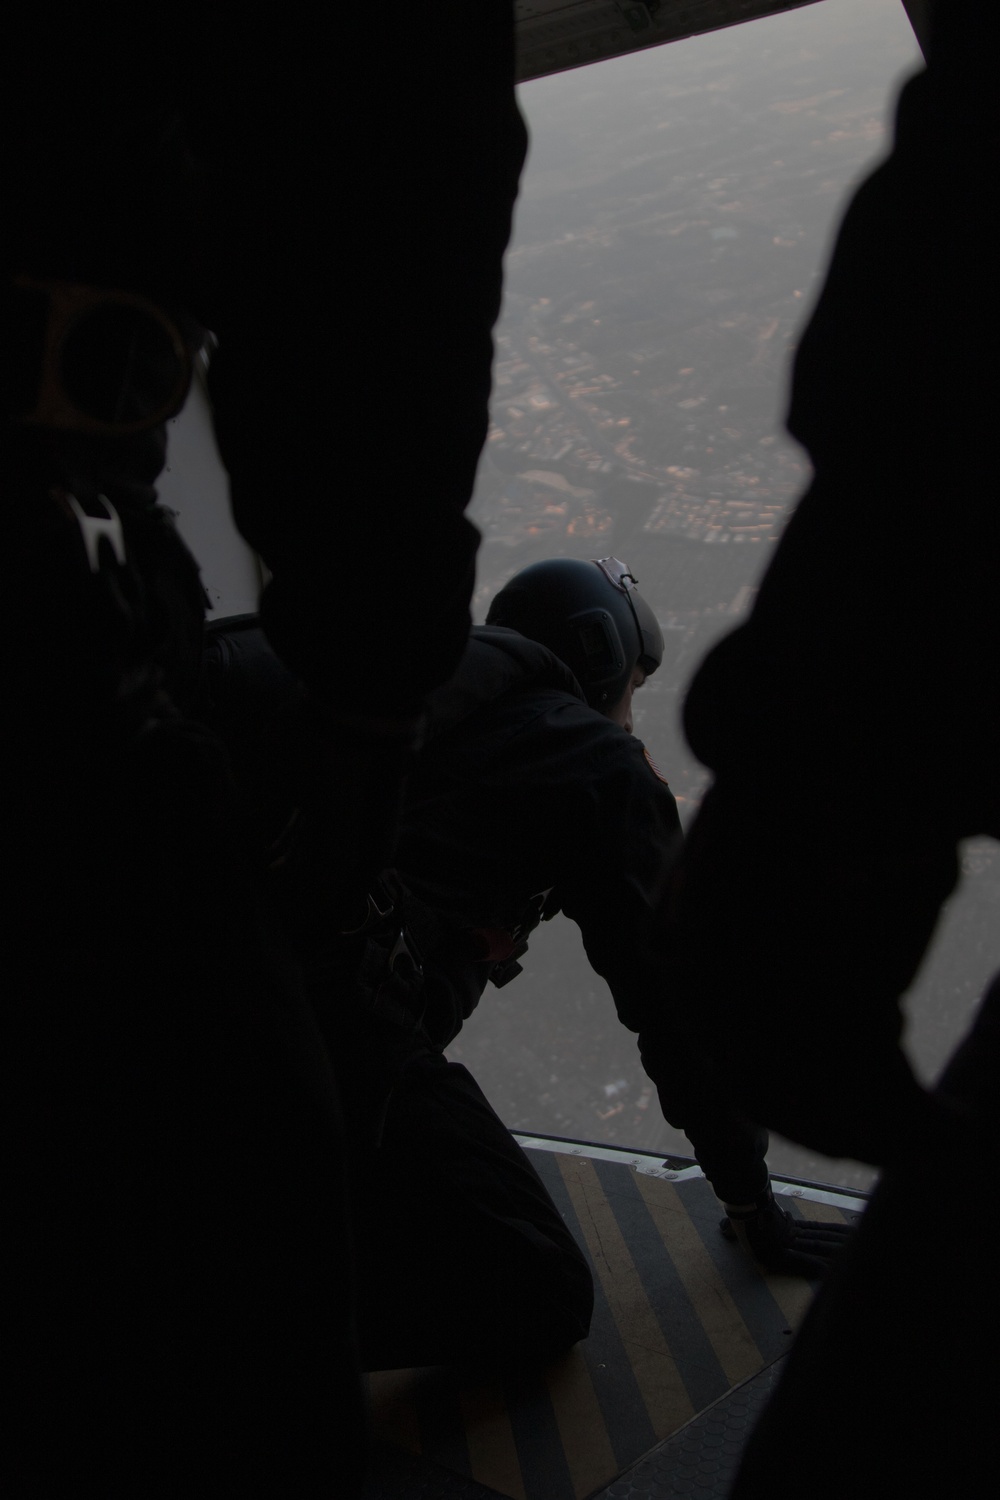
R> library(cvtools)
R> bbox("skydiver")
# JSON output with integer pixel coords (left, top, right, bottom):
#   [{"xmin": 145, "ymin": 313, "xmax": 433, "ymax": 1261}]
[{"xmin": 201, "ymin": 556, "xmax": 852, "ymax": 1374}]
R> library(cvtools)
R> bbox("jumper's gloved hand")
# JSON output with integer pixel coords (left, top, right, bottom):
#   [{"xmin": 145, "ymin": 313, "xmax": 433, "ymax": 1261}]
[{"xmin": 720, "ymin": 1185, "xmax": 856, "ymax": 1278}]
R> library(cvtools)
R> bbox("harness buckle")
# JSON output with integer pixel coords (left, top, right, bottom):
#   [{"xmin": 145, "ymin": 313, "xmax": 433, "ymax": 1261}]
[
  {"xmin": 340, "ymin": 876, "xmax": 396, "ymax": 936},
  {"xmin": 61, "ymin": 491, "xmax": 127, "ymax": 574},
  {"xmin": 388, "ymin": 925, "xmax": 423, "ymax": 978}
]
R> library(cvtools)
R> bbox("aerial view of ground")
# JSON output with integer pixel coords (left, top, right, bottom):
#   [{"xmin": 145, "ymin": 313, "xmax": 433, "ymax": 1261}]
[{"xmin": 448, "ymin": 0, "xmax": 1000, "ymax": 1191}]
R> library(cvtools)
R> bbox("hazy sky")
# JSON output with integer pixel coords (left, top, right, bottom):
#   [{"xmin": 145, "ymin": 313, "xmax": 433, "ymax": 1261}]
[
  {"xmin": 513, "ymin": 0, "xmax": 922, "ymax": 213},
  {"xmin": 469, "ymin": 0, "xmax": 925, "ymax": 739},
  {"xmin": 471, "ymin": 0, "xmax": 924, "ymax": 594}
]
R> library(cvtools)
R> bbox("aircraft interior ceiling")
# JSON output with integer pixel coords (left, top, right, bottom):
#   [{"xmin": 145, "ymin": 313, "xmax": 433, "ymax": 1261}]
[{"xmin": 515, "ymin": 0, "xmax": 930, "ymax": 82}]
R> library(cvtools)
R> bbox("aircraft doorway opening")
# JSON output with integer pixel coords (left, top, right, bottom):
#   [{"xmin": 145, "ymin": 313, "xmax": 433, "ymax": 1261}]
[{"xmin": 452, "ymin": 0, "xmax": 999, "ymax": 1194}]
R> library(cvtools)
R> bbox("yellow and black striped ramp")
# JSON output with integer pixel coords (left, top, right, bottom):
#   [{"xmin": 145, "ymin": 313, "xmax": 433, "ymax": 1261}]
[{"xmin": 366, "ymin": 1141, "xmax": 864, "ymax": 1500}]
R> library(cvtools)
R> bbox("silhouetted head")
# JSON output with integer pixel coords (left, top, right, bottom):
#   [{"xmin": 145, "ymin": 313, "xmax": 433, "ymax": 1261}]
[{"xmin": 486, "ymin": 556, "xmax": 663, "ymax": 723}]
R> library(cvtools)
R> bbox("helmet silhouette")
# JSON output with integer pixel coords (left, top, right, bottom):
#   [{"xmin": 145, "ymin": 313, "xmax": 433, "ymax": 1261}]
[{"xmin": 486, "ymin": 556, "xmax": 663, "ymax": 710}]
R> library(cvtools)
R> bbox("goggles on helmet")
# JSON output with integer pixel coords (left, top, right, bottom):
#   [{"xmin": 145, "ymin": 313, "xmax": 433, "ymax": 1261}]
[{"xmin": 8, "ymin": 275, "xmax": 193, "ymax": 436}]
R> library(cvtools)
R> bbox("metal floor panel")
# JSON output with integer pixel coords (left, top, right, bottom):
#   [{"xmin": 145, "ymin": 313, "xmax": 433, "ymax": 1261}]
[
  {"xmin": 593, "ymin": 1360, "xmax": 786, "ymax": 1499},
  {"xmin": 364, "ymin": 1146, "xmax": 864, "ymax": 1500},
  {"xmin": 361, "ymin": 1364, "xmax": 783, "ymax": 1500}
]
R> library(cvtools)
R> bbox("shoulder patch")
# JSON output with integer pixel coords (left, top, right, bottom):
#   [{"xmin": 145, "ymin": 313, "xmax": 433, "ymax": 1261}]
[{"xmin": 642, "ymin": 746, "xmax": 671, "ymax": 786}]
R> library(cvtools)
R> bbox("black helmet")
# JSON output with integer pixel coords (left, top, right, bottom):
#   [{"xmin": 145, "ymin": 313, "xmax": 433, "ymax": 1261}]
[{"xmin": 486, "ymin": 556, "xmax": 663, "ymax": 711}]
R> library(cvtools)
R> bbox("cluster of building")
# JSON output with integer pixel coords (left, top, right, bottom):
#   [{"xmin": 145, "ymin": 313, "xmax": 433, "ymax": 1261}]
[
  {"xmin": 483, "ymin": 310, "xmax": 804, "ymax": 552},
  {"xmin": 643, "ymin": 486, "xmax": 785, "ymax": 545}
]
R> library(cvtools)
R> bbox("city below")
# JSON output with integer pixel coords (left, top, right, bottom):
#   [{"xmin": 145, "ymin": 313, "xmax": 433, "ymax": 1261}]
[{"xmin": 447, "ymin": 0, "xmax": 999, "ymax": 1193}]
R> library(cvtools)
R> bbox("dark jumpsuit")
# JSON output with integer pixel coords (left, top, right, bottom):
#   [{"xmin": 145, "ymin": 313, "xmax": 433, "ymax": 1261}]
[
  {"xmin": 298, "ymin": 625, "xmax": 772, "ymax": 1372},
  {"xmin": 3, "ymin": 7, "xmax": 526, "ymax": 1492}
]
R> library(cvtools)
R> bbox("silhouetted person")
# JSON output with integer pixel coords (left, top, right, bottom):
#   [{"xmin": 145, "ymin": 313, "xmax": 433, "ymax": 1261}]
[
  {"xmin": 3, "ymin": 7, "xmax": 525, "ymax": 1493},
  {"xmin": 200, "ymin": 558, "xmax": 849, "ymax": 1376},
  {"xmin": 649, "ymin": 0, "xmax": 995, "ymax": 1491},
  {"xmin": 730, "ymin": 977, "xmax": 998, "ymax": 1498}
]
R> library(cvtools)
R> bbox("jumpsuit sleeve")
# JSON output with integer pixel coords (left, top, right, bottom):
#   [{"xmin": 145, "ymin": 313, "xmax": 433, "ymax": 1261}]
[
  {"xmin": 661, "ymin": 0, "xmax": 995, "ymax": 1167},
  {"xmin": 556, "ymin": 734, "xmax": 683, "ymax": 1042},
  {"xmin": 554, "ymin": 731, "xmax": 772, "ymax": 1202}
]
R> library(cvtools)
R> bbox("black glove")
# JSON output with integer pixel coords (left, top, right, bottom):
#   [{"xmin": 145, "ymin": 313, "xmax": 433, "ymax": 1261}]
[{"xmin": 720, "ymin": 1185, "xmax": 856, "ymax": 1278}]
